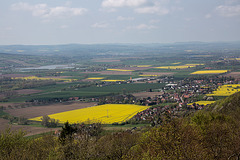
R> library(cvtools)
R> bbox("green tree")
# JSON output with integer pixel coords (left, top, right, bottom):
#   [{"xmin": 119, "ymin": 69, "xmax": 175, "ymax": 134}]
[
  {"xmin": 41, "ymin": 115, "xmax": 59, "ymax": 128},
  {"xmin": 125, "ymin": 119, "xmax": 208, "ymax": 159},
  {"xmin": 18, "ymin": 116, "xmax": 28, "ymax": 125},
  {"xmin": 0, "ymin": 128, "xmax": 28, "ymax": 159},
  {"xmin": 59, "ymin": 121, "xmax": 77, "ymax": 144}
]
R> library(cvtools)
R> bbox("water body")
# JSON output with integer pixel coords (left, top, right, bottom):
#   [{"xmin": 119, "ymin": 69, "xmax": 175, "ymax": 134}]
[{"xmin": 18, "ymin": 64, "xmax": 74, "ymax": 71}]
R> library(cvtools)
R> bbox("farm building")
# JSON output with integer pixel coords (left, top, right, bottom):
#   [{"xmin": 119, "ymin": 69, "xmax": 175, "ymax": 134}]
[{"xmin": 131, "ymin": 78, "xmax": 147, "ymax": 82}]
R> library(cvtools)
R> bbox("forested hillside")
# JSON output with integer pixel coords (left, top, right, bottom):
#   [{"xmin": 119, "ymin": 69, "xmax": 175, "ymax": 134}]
[
  {"xmin": 127, "ymin": 92, "xmax": 240, "ymax": 159},
  {"xmin": 207, "ymin": 91, "xmax": 240, "ymax": 121}
]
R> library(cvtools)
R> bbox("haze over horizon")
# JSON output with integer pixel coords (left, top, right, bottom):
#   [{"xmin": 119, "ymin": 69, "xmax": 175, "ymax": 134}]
[{"xmin": 1, "ymin": 0, "xmax": 240, "ymax": 45}]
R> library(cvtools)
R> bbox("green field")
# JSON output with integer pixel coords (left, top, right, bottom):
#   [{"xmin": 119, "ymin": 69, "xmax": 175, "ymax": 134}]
[{"xmin": 8, "ymin": 83, "xmax": 165, "ymax": 102}]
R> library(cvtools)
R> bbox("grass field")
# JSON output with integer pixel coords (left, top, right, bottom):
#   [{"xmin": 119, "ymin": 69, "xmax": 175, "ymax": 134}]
[{"xmin": 29, "ymin": 104, "xmax": 149, "ymax": 124}]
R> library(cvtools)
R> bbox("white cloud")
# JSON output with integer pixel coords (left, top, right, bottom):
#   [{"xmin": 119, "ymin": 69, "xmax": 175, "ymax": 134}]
[
  {"xmin": 134, "ymin": 1, "xmax": 171, "ymax": 15},
  {"xmin": 91, "ymin": 22, "xmax": 109, "ymax": 28},
  {"xmin": 215, "ymin": 5, "xmax": 240, "ymax": 17},
  {"xmin": 101, "ymin": 0, "xmax": 178, "ymax": 16},
  {"xmin": 127, "ymin": 24, "xmax": 157, "ymax": 30},
  {"xmin": 137, "ymin": 24, "xmax": 157, "ymax": 29},
  {"xmin": 11, "ymin": 2, "xmax": 87, "ymax": 19},
  {"xmin": 135, "ymin": 5, "xmax": 169, "ymax": 15},
  {"xmin": 102, "ymin": 0, "xmax": 146, "ymax": 8},
  {"xmin": 117, "ymin": 16, "xmax": 134, "ymax": 21}
]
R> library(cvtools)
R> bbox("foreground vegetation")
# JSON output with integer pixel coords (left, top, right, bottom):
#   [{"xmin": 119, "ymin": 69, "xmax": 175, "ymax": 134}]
[{"xmin": 1, "ymin": 91, "xmax": 240, "ymax": 159}]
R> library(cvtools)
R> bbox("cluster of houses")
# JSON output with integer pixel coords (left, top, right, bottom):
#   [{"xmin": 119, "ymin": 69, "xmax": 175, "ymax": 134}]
[{"xmin": 131, "ymin": 76, "xmax": 238, "ymax": 124}]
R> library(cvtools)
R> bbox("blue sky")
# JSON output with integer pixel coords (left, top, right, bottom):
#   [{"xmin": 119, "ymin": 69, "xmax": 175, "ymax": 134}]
[{"xmin": 0, "ymin": 0, "xmax": 240, "ymax": 45}]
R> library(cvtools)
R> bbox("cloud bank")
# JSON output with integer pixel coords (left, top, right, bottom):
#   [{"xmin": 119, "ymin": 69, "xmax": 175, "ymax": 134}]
[
  {"xmin": 11, "ymin": 2, "xmax": 87, "ymax": 19},
  {"xmin": 102, "ymin": 0, "xmax": 172, "ymax": 16},
  {"xmin": 91, "ymin": 22, "xmax": 109, "ymax": 28},
  {"xmin": 215, "ymin": 5, "xmax": 240, "ymax": 17},
  {"xmin": 127, "ymin": 24, "xmax": 157, "ymax": 30},
  {"xmin": 135, "ymin": 5, "xmax": 169, "ymax": 15},
  {"xmin": 102, "ymin": 0, "xmax": 146, "ymax": 8}
]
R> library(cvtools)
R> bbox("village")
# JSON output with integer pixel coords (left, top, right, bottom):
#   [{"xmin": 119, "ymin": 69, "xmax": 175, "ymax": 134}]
[{"xmin": 76, "ymin": 75, "xmax": 237, "ymax": 126}]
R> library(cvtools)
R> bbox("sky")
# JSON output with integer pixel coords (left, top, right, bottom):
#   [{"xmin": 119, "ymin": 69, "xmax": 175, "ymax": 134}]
[{"xmin": 0, "ymin": 0, "xmax": 240, "ymax": 45}]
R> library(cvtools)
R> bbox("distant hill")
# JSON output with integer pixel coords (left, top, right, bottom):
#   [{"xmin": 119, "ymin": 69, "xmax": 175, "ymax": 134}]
[{"xmin": 0, "ymin": 42, "xmax": 240, "ymax": 56}]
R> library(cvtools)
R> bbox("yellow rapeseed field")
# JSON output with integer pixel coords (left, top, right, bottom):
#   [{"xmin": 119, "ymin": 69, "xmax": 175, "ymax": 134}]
[
  {"xmin": 13, "ymin": 76, "xmax": 77, "ymax": 82},
  {"xmin": 107, "ymin": 69, "xmax": 134, "ymax": 71},
  {"xmin": 29, "ymin": 104, "xmax": 149, "ymax": 124},
  {"xmin": 207, "ymin": 84, "xmax": 240, "ymax": 96},
  {"xmin": 188, "ymin": 101, "xmax": 216, "ymax": 106},
  {"xmin": 155, "ymin": 64, "xmax": 203, "ymax": 69},
  {"xmin": 87, "ymin": 77, "xmax": 105, "ymax": 80},
  {"xmin": 191, "ymin": 70, "xmax": 228, "ymax": 74},
  {"xmin": 101, "ymin": 80, "xmax": 125, "ymax": 82},
  {"xmin": 224, "ymin": 58, "xmax": 240, "ymax": 60},
  {"xmin": 172, "ymin": 62, "xmax": 181, "ymax": 64}
]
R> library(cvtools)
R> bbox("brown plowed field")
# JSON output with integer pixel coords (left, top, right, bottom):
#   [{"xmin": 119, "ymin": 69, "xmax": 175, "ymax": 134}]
[
  {"xmin": 0, "ymin": 102, "xmax": 27, "ymax": 108},
  {"xmin": 0, "ymin": 118, "xmax": 54, "ymax": 136},
  {"xmin": 16, "ymin": 89, "xmax": 42, "ymax": 95},
  {"xmin": 0, "ymin": 74, "xmax": 72, "ymax": 79},
  {"xmin": 99, "ymin": 71, "xmax": 132, "ymax": 75},
  {"xmin": 6, "ymin": 102, "xmax": 96, "ymax": 119},
  {"xmin": 120, "ymin": 67, "xmax": 153, "ymax": 71},
  {"xmin": 225, "ymin": 72, "xmax": 240, "ymax": 79},
  {"xmin": 132, "ymin": 92, "xmax": 164, "ymax": 98},
  {"xmin": 0, "ymin": 118, "xmax": 11, "ymax": 131},
  {"xmin": 43, "ymin": 76, "xmax": 73, "ymax": 79},
  {"xmin": 0, "ymin": 74, "xmax": 34, "ymax": 78}
]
